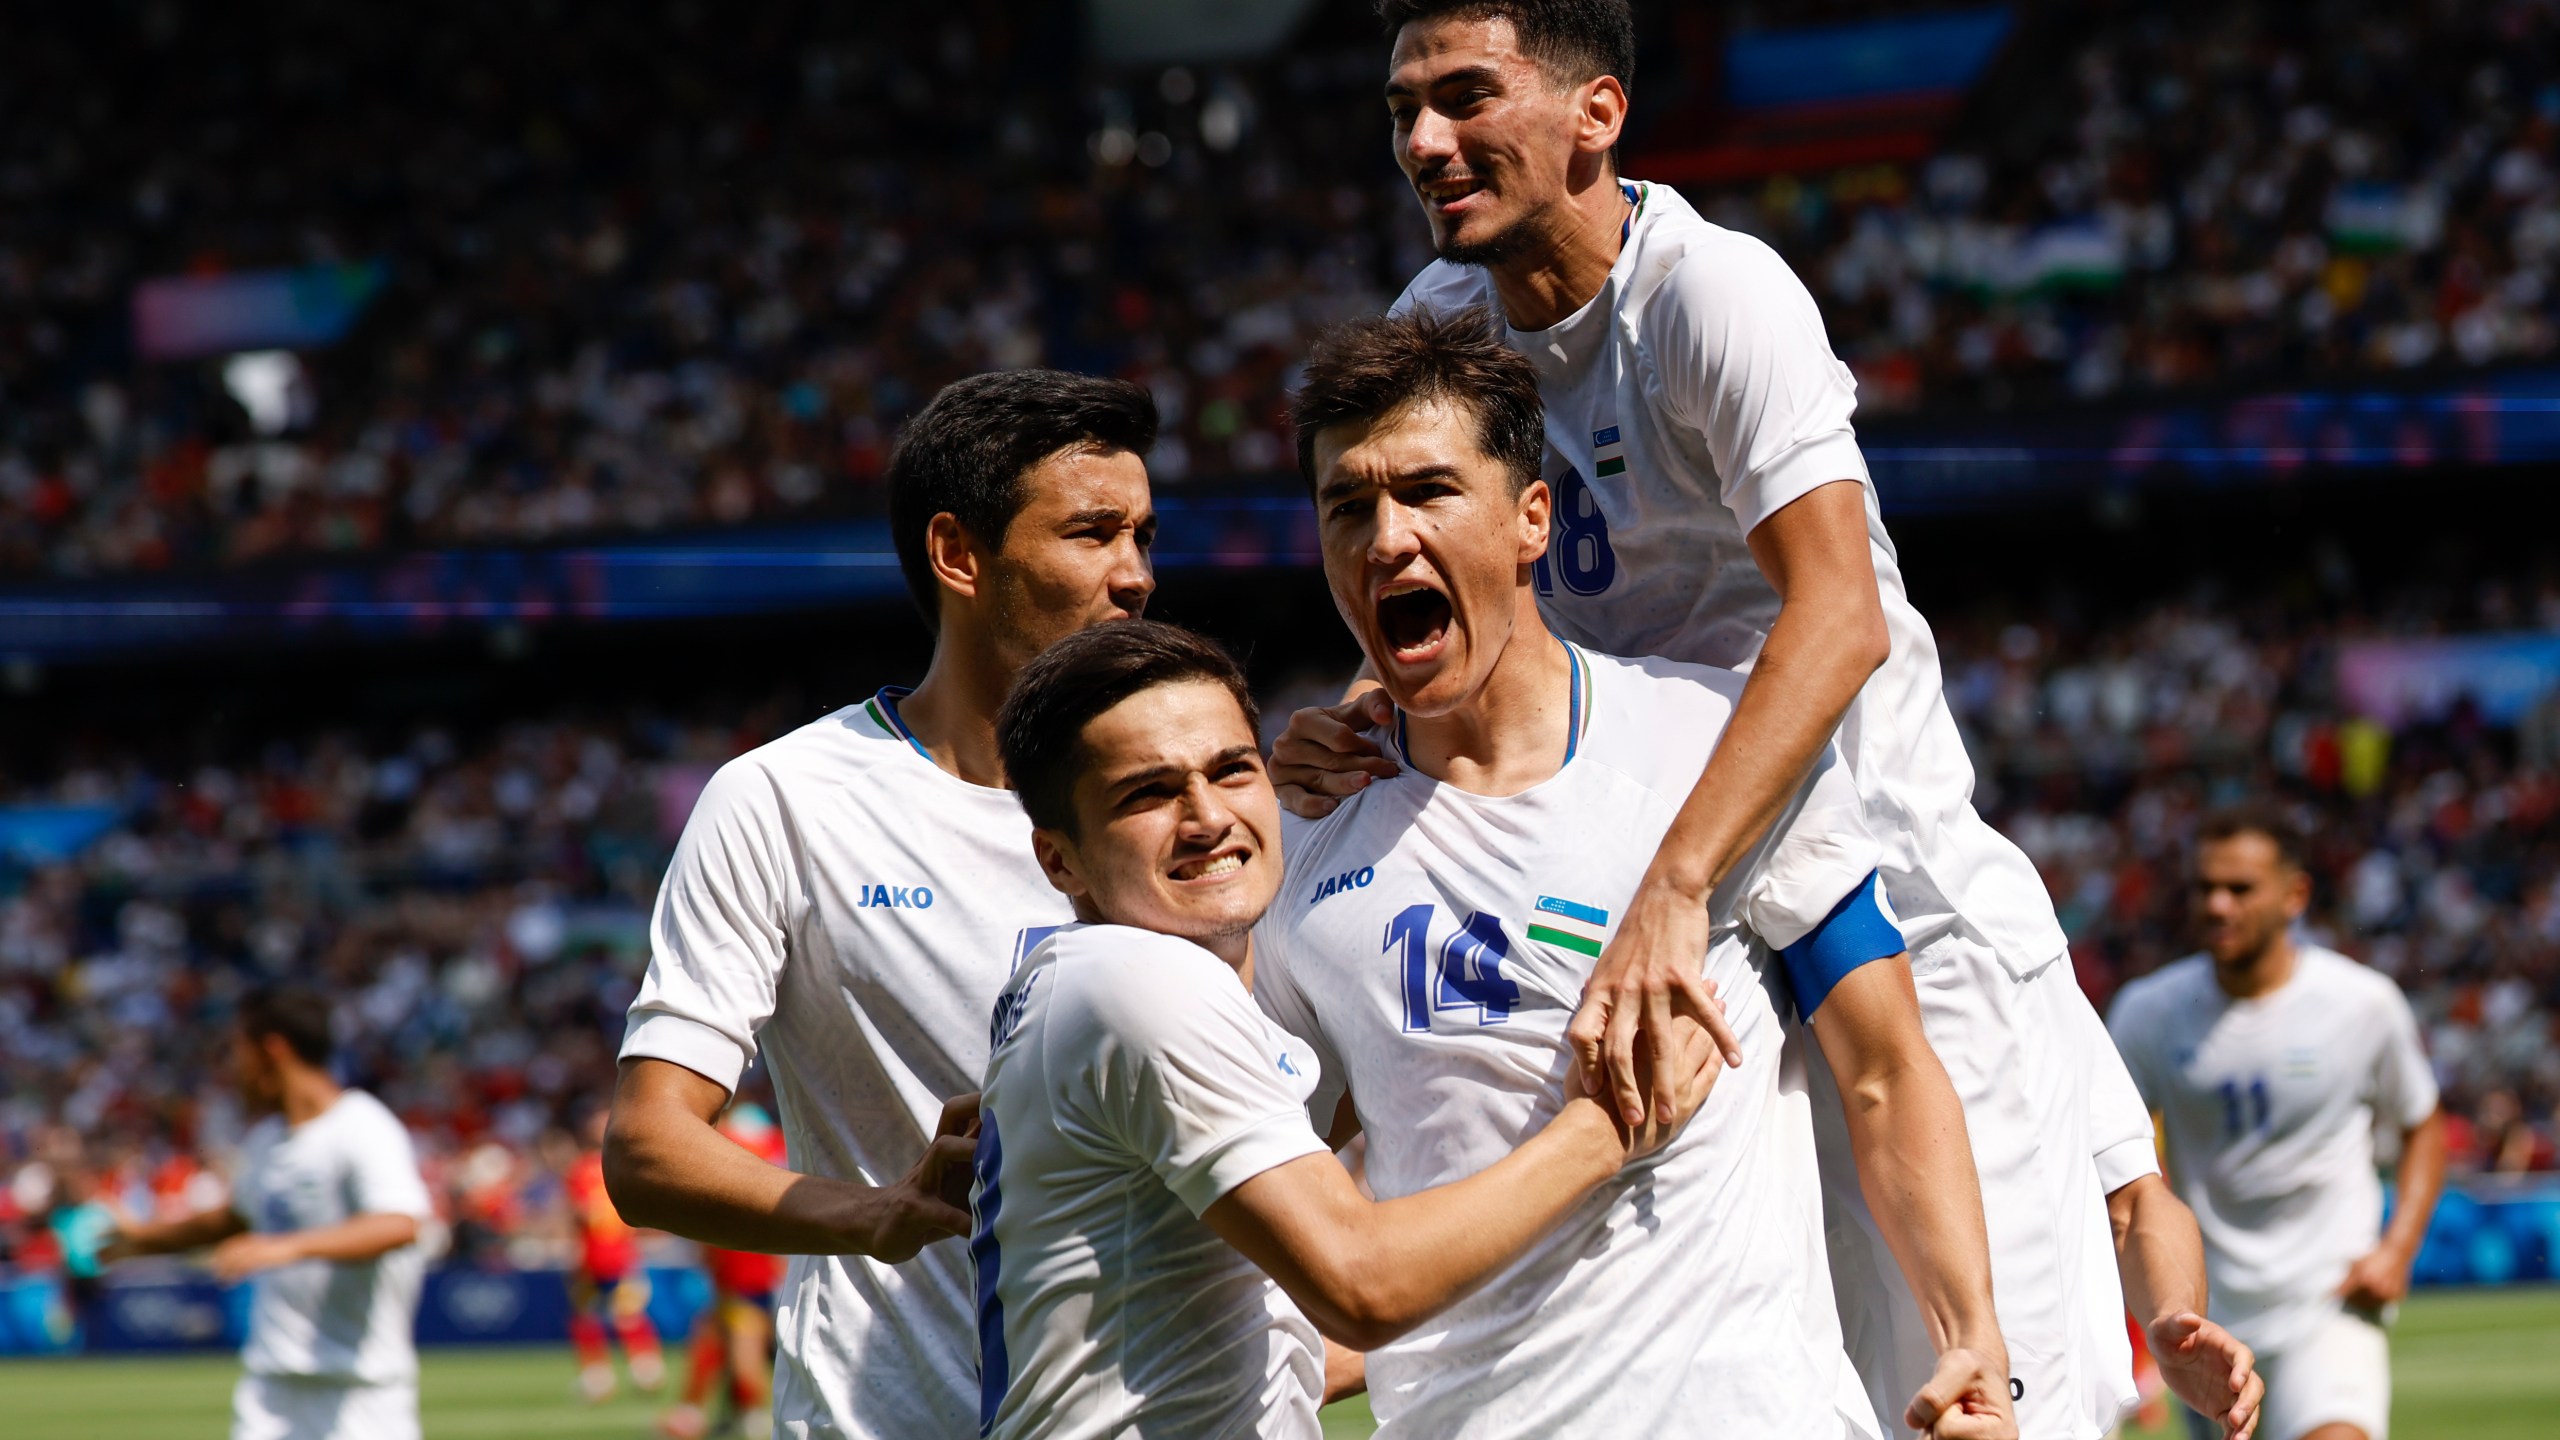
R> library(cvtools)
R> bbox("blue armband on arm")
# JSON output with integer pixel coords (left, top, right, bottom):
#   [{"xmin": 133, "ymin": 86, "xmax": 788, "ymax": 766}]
[{"xmin": 1778, "ymin": 871, "xmax": 1906, "ymax": 1020}]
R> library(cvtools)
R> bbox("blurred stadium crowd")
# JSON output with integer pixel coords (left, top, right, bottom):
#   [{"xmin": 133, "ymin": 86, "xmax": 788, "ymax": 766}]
[
  {"xmin": 6, "ymin": 1, "xmax": 2560, "ymax": 575},
  {"xmin": 5, "ymin": 562, "xmax": 2557, "ymax": 1273}
]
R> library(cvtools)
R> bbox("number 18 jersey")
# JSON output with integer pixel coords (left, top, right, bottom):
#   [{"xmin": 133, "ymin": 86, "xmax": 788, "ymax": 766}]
[{"xmin": 1253, "ymin": 646, "xmax": 1883, "ymax": 1440}]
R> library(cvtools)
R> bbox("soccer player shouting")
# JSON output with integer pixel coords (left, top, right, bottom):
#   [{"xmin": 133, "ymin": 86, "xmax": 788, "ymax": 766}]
[
  {"xmin": 103, "ymin": 986, "xmax": 434, "ymax": 1440},
  {"xmin": 971, "ymin": 620, "xmax": 1720, "ymax": 1440},
  {"xmin": 1273, "ymin": 5, "xmax": 2256, "ymax": 1435},
  {"xmin": 606, "ymin": 370, "xmax": 1160, "ymax": 1437},
  {"xmin": 1257, "ymin": 309, "xmax": 2013, "ymax": 1439},
  {"xmin": 2110, "ymin": 808, "xmax": 2442, "ymax": 1440}
]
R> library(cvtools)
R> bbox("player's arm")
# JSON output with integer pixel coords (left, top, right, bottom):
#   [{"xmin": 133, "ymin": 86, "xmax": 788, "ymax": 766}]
[
  {"xmin": 606, "ymin": 1057, "xmax": 974, "ymax": 1261},
  {"xmin": 207, "ymin": 1212, "xmax": 422, "ymax": 1282},
  {"xmin": 2108, "ymin": 1174, "xmax": 2262, "ymax": 1440},
  {"xmin": 2339, "ymin": 1105, "xmax": 2447, "ymax": 1308},
  {"xmin": 1322, "ymin": 1340, "xmax": 1367, "ymax": 1403},
  {"xmin": 1203, "ymin": 1051, "xmax": 1706, "ymax": 1351},
  {"xmin": 1572, "ymin": 478, "xmax": 1886, "ymax": 1125},
  {"xmin": 1806, "ymin": 957, "xmax": 2013, "ymax": 1435},
  {"xmin": 100, "ymin": 1202, "xmax": 249, "ymax": 1261}
]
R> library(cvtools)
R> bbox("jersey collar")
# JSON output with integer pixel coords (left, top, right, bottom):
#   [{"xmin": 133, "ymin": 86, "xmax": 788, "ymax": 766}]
[
  {"xmin": 864, "ymin": 686, "xmax": 936, "ymax": 763},
  {"xmin": 1391, "ymin": 638, "xmax": 1593, "ymax": 773}
]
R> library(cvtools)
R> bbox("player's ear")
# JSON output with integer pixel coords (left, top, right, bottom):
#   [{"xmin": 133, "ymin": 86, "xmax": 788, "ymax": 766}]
[
  {"xmin": 1030, "ymin": 827, "xmax": 1091, "ymax": 902},
  {"xmin": 1515, "ymin": 476, "xmax": 1552, "ymax": 565},
  {"xmin": 1575, "ymin": 75, "xmax": 1627, "ymax": 160},
  {"xmin": 925, "ymin": 513, "xmax": 984, "ymax": 604}
]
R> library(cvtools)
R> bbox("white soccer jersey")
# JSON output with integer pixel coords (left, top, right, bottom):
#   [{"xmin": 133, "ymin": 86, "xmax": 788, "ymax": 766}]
[
  {"xmin": 973, "ymin": 923, "xmax": 1329, "ymax": 1440},
  {"xmin": 1255, "ymin": 645, "xmax": 1881, "ymax": 1440},
  {"xmin": 231, "ymin": 1089, "xmax": 433, "ymax": 1385},
  {"xmin": 1396, "ymin": 184, "xmax": 2153, "ymax": 1438},
  {"xmin": 622, "ymin": 690, "xmax": 1074, "ymax": 1439},
  {"xmin": 2108, "ymin": 945, "xmax": 2439, "ymax": 1353}
]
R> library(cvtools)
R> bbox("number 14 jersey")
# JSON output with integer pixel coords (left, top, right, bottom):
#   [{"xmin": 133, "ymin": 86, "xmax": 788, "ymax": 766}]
[{"xmin": 1254, "ymin": 646, "xmax": 1884, "ymax": 1440}]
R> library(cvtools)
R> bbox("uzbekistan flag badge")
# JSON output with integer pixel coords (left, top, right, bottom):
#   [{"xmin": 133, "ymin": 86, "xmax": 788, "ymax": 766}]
[
  {"xmin": 1527, "ymin": 895, "xmax": 1610, "ymax": 957},
  {"xmin": 1592, "ymin": 425, "xmax": 1628, "ymax": 478}
]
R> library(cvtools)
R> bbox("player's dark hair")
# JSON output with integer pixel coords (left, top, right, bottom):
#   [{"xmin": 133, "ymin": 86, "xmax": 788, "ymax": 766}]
[
  {"xmin": 1291, "ymin": 306, "xmax": 1544, "ymax": 496},
  {"xmin": 998, "ymin": 620, "xmax": 1261, "ymax": 837},
  {"xmin": 238, "ymin": 984, "xmax": 335, "ymax": 1067},
  {"xmin": 886, "ymin": 370, "xmax": 1158, "ymax": 630},
  {"xmin": 2197, "ymin": 803, "xmax": 2309, "ymax": 872},
  {"xmin": 1376, "ymin": 0, "xmax": 1635, "ymax": 92}
]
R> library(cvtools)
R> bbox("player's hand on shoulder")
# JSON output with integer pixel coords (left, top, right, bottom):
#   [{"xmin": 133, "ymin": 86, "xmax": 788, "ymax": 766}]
[
  {"xmin": 1271, "ymin": 690, "xmax": 1399, "ymax": 819},
  {"xmin": 1568, "ymin": 879, "xmax": 1746, "ymax": 1130},
  {"xmin": 1902, "ymin": 1345, "xmax": 2017, "ymax": 1440},
  {"xmin": 2145, "ymin": 1311, "xmax": 2260, "ymax": 1440}
]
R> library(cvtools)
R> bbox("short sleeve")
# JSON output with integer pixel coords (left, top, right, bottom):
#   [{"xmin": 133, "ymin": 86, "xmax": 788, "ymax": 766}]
[
  {"xmin": 2370, "ymin": 980, "xmax": 2440, "ymax": 1132},
  {"xmin": 344, "ymin": 1101, "xmax": 433, "ymax": 1221},
  {"xmin": 620, "ymin": 757, "xmax": 798, "ymax": 1094},
  {"xmin": 2064, "ymin": 984, "xmax": 2159, "ymax": 1192},
  {"xmin": 1645, "ymin": 237, "xmax": 1871, "ymax": 535},
  {"xmin": 1251, "ymin": 922, "xmax": 1350, "ymax": 1135},
  {"xmin": 1737, "ymin": 741, "xmax": 1886, "ymax": 954},
  {"xmin": 1076, "ymin": 943, "xmax": 1330, "ymax": 1218}
]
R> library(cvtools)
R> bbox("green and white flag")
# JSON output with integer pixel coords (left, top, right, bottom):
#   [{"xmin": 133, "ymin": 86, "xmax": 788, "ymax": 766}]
[{"xmin": 1526, "ymin": 895, "xmax": 1611, "ymax": 957}]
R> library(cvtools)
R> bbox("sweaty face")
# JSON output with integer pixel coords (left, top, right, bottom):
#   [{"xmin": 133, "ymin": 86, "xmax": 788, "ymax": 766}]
[
  {"xmin": 1387, "ymin": 16, "xmax": 1594, "ymax": 265},
  {"xmin": 1312, "ymin": 399, "xmax": 1548, "ymax": 718},
  {"xmin": 1042, "ymin": 681, "xmax": 1282, "ymax": 950},
  {"xmin": 982, "ymin": 446, "xmax": 1157, "ymax": 670},
  {"xmin": 2191, "ymin": 834, "xmax": 2308, "ymax": 967}
]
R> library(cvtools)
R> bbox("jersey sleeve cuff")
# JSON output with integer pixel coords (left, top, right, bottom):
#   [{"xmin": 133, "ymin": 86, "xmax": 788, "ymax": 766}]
[
  {"xmin": 2094, "ymin": 1133, "xmax": 2162, "ymax": 1194},
  {"xmin": 620, "ymin": 1011, "xmax": 751, "ymax": 1097},
  {"xmin": 1164, "ymin": 1114, "xmax": 1331, "ymax": 1219},
  {"xmin": 1728, "ymin": 429, "xmax": 1870, "ymax": 537},
  {"xmin": 1778, "ymin": 871, "xmax": 1908, "ymax": 1020}
]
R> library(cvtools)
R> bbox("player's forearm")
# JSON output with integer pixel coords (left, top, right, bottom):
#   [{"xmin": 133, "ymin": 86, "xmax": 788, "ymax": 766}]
[
  {"xmin": 606, "ymin": 1098, "xmax": 890, "ymax": 1254},
  {"xmin": 1269, "ymin": 1099, "xmax": 1624, "ymax": 1348},
  {"xmin": 2382, "ymin": 1109, "xmax": 2448, "ymax": 1259},
  {"xmin": 283, "ymin": 1212, "xmax": 421, "ymax": 1264},
  {"xmin": 1824, "ymin": 1031, "xmax": 2004, "ymax": 1362},
  {"xmin": 113, "ymin": 1204, "xmax": 247, "ymax": 1257},
  {"xmin": 1648, "ymin": 591, "xmax": 1884, "ymax": 901},
  {"xmin": 2107, "ymin": 1174, "xmax": 2208, "ymax": 1324}
]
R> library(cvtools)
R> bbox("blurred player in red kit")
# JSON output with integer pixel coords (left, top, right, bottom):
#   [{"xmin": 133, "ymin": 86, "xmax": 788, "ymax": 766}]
[
  {"xmin": 566, "ymin": 1105, "xmax": 665, "ymax": 1402},
  {"xmin": 660, "ymin": 1102, "xmax": 788, "ymax": 1440}
]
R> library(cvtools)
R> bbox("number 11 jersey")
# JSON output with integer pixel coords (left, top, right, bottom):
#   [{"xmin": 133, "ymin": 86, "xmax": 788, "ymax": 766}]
[{"xmin": 1253, "ymin": 646, "xmax": 1885, "ymax": 1440}]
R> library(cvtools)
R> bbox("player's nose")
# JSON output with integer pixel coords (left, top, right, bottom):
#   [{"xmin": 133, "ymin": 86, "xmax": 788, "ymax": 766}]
[{"xmin": 1403, "ymin": 106, "xmax": 1459, "ymax": 169}]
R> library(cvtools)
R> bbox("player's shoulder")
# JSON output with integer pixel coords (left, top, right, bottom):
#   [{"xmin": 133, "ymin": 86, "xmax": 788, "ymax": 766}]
[
  {"xmin": 2295, "ymin": 944, "xmax": 2414, "ymax": 1012},
  {"xmin": 1041, "ymin": 924, "xmax": 1241, "ymax": 1031},
  {"xmin": 692, "ymin": 699, "xmax": 919, "ymax": 810},
  {"xmin": 2111, "ymin": 954, "xmax": 2215, "ymax": 1024},
  {"xmin": 1391, "ymin": 259, "xmax": 1494, "ymax": 318},
  {"xmin": 1621, "ymin": 182, "xmax": 1818, "ymax": 324},
  {"xmin": 1579, "ymin": 648, "xmax": 1742, "ymax": 761}
]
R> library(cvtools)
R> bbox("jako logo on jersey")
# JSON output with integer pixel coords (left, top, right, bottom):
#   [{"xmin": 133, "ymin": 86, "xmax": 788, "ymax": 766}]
[
  {"xmin": 857, "ymin": 884, "xmax": 934, "ymax": 909},
  {"xmin": 1307, "ymin": 866, "xmax": 1375, "ymax": 906}
]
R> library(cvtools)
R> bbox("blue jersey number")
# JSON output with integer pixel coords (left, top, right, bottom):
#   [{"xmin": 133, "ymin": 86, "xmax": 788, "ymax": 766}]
[
  {"xmin": 1533, "ymin": 466, "xmax": 1617, "ymax": 599},
  {"xmin": 1389, "ymin": 904, "xmax": 1521, "ymax": 1031},
  {"xmin": 2215, "ymin": 1075, "xmax": 2272, "ymax": 1138}
]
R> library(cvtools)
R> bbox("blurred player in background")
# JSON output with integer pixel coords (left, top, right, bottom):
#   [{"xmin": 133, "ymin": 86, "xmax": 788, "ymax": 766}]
[
  {"xmin": 102, "ymin": 985, "xmax": 433, "ymax": 1440},
  {"xmin": 605, "ymin": 370, "xmax": 1159, "ymax": 1437},
  {"xmin": 1272, "ymin": 4, "xmax": 2255, "ymax": 1434},
  {"xmin": 661, "ymin": 1101, "xmax": 789, "ymax": 1440},
  {"xmin": 2109, "ymin": 807, "xmax": 2447, "ymax": 1440},
  {"xmin": 565, "ymin": 1104, "xmax": 665, "ymax": 1402}
]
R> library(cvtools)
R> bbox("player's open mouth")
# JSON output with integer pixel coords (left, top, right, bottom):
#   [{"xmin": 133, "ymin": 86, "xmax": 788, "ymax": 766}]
[
  {"xmin": 1418, "ymin": 174, "xmax": 1485, "ymax": 214},
  {"xmin": 1169, "ymin": 848, "xmax": 1249, "ymax": 882},
  {"xmin": 1376, "ymin": 582, "xmax": 1452, "ymax": 663}
]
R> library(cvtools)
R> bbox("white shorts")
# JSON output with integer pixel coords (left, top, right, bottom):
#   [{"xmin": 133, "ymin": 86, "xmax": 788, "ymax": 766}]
[
  {"xmin": 1811, "ymin": 927, "xmax": 2137, "ymax": 1440},
  {"xmin": 2186, "ymin": 1309, "xmax": 2390, "ymax": 1440},
  {"xmin": 232, "ymin": 1373, "xmax": 420, "ymax": 1440}
]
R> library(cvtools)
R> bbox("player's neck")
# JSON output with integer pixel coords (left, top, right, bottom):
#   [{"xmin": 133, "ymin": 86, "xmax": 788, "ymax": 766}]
[
  {"xmin": 1485, "ymin": 171, "xmax": 1629, "ymax": 332},
  {"xmin": 1402, "ymin": 615, "xmax": 1573, "ymax": 797},
  {"xmin": 899, "ymin": 633, "xmax": 1011, "ymax": 789},
  {"xmin": 2213, "ymin": 932, "xmax": 2299, "ymax": 1000},
  {"xmin": 277, "ymin": 1067, "xmax": 344, "ymax": 1128}
]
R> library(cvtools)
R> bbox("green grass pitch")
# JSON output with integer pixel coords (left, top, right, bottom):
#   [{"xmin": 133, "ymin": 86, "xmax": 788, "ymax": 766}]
[{"xmin": 1, "ymin": 1286, "xmax": 2552, "ymax": 1438}]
